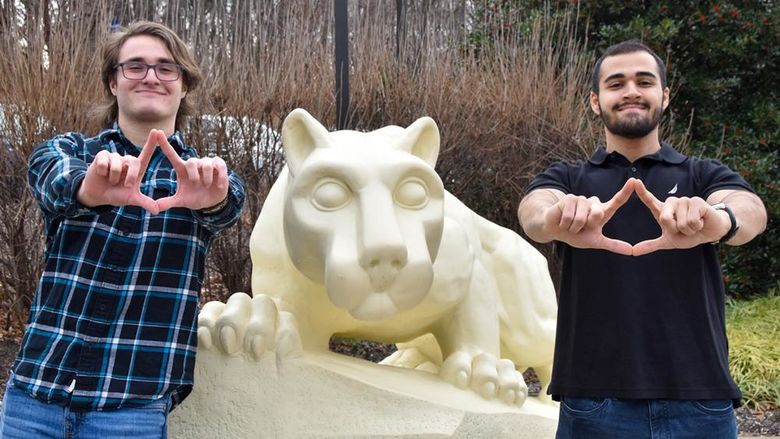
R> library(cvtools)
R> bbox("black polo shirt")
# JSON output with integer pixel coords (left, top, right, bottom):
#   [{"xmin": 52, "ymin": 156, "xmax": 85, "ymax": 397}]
[{"xmin": 526, "ymin": 143, "xmax": 753, "ymax": 404}]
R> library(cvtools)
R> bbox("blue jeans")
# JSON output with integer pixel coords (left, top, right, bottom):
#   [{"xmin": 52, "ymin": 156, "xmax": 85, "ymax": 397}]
[
  {"xmin": 556, "ymin": 397, "xmax": 737, "ymax": 439},
  {"xmin": 0, "ymin": 378, "xmax": 171, "ymax": 439}
]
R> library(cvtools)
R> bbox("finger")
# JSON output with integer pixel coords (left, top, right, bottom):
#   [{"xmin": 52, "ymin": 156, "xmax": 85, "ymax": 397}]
[
  {"xmin": 155, "ymin": 195, "xmax": 180, "ymax": 213},
  {"xmin": 569, "ymin": 198, "xmax": 590, "ymax": 234},
  {"xmin": 586, "ymin": 197, "xmax": 605, "ymax": 226},
  {"xmin": 124, "ymin": 156, "xmax": 141, "ymax": 188},
  {"xmin": 686, "ymin": 200, "xmax": 707, "ymax": 234},
  {"xmin": 632, "ymin": 237, "xmax": 667, "ymax": 257},
  {"xmin": 129, "ymin": 193, "xmax": 160, "ymax": 215},
  {"xmin": 604, "ymin": 178, "xmax": 635, "ymax": 219},
  {"xmin": 184, "ymin": 159, "xmax": 200, "ymax": 183},
  {"xmin": 108, "ymin": 155, "xmax": 124, "ymax": 185},
  {"xmin": 675, "ymin": 200, "xmax": 696, "ymax": 236},
  {"xmin": 200, "ymin": 158, "xmax": 214, "ymax": 187},
  {"xmin": 633, "ymin": 179, "xmax": 663, "ymax": 217},
  {"xmin": 558, "ymin": 197, "xmax": 578, "ymax": 231},
  {"xmin": 658, "ymin": 199, "xmax": 679, "ymax": 232},
  {"xmin": 138, "ymin": 130, "xmax": 159, "ymax": 172},
  {"xmin": 598, "ymin": 237, "xmax": 634, "ymax": 256},
  {"xmin": 213, "ymin": 157, "xmax": 229, "ymax": 191},
  {"xmin": 94, "ymin": 150, "xmax": 111, "ymax": 177},
  {"xmin": 157, "ymin": 131, "xmax": 186, "ymax": 169}
]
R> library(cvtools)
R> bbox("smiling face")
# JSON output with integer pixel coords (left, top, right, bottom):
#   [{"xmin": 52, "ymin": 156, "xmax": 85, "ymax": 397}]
[
  {"xmin": 590, "ymin": 51, "xmax": 670, "ymax": 139},
  {"xmin": 110, "ymin": 35, "xmax": 186, "ymax": 131}
]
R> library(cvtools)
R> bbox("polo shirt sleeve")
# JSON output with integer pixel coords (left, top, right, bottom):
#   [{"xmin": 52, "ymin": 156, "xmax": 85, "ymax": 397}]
[
  {"xmin": 695, "ymin": 158, "xmax": 754, "ymax": 199},
  {"xmin": 525, "ymin": 161, "xmax": 573, "ymax": 194}
]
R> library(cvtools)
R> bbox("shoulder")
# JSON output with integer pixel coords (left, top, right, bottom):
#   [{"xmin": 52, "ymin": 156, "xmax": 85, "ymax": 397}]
[
  {"xmin": 33, "ymin": 131, "xmax": 91, "ymax": 154},
  {"xmin": 683, "ymin": 154, "xmax": 754, "ymax": 196}
]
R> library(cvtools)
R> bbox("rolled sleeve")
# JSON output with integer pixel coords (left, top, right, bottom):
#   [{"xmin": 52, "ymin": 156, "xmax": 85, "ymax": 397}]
[
  {"xmin": 27, "ymin": 134, "xmax": 96, "ymax": 218},
  {"xmin": 192, "ymin": 170, "xmax": 246, "ymax": 233}
]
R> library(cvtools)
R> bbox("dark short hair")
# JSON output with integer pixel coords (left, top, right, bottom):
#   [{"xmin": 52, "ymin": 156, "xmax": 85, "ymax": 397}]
[
  {"xmin": 92, "ymin": 21, "xmax": 203, "ymax": 131},
  {"xmin": 591, "ymin": 40, "xmax": 666, "ymax": 93}
]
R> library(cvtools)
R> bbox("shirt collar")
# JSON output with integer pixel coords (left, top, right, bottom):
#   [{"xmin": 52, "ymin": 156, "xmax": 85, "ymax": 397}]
[
  {"xmin": 588, "ymin": 142, "xmax": 687, "ymax": 165},
  {"xmin": 98, "ymin": 122, "xmax": 187, "ymax": 154}
]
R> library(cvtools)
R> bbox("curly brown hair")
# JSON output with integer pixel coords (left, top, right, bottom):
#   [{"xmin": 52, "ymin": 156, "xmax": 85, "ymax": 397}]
[{"xmin": 92, "ymin": 21, "xmax": 203, "ymax": 131}]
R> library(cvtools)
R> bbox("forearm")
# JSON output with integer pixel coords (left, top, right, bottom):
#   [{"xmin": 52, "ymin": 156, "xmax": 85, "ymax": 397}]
[
  {"xmin": 708, "ymin": 189, "xmax": 767, "ymax": 245},
  {"xmin": 517, "ymin": 188, "xmax": 564, "ymax": 243},
  {"xmin": 28, "ymin": 137, "xmax": 91, "ymax": 217}
]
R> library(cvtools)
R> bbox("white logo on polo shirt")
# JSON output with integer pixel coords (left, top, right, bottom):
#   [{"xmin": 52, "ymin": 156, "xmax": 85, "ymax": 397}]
[{"xmin": 668, "ymin": 184, "xmax": 678, "ymax": 194}]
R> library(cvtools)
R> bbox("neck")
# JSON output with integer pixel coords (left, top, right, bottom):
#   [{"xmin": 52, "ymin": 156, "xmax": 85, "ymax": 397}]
[
  {"xmin": 604, "ymin": 127, "xmax": 662, "ymax": 162},
  {"xmin": 117, "ymin": 116, "xmax": 176, "ymax": 147}
]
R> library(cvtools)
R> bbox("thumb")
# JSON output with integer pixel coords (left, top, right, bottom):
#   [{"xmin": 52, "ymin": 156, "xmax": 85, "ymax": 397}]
[
  {"xmin": 632, "ymin": 238, "xmax": 666, "ymax": 256},
  {"xmin": 155, "ymin": 195, "xmax": 180, "ymax": 213},
  {"xmin": 129, "ymin": 193, "xmax": 160, "ymax": 215}
]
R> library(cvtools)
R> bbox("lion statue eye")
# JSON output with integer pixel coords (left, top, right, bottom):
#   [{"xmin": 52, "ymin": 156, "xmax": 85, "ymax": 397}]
[
  {"xmin": 311, "ymin": 179, "xmax": 352, "ymax": 211},
  {"xmin": 394, "ymin": 178, "xmax": 429, "ymax": 209}
]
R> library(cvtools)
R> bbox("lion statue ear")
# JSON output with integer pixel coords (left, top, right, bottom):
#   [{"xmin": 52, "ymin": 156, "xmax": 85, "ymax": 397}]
[
  {"xmin": 396, "ymin": 116, "xmax": 440, "ymax": 168},
  {"xmin": 281, "ymin": 108, "xmax": 331, "ymax": 177}
]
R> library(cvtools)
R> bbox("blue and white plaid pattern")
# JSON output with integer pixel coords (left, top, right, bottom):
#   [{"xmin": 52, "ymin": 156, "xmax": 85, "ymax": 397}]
[{"xmin": 13, "ymin": 126, "xmax": 245, "ymax": 411}]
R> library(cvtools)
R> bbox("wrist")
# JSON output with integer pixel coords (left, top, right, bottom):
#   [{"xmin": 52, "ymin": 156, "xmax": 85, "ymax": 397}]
[
  {"xmin": 201, "ymin": 195, "xmax": 229, "ymax": 214},
  {"xmin": 711, "ymin": 203, "xmax": 739, "ymax": 244},
  {"xmin": 75, "ymin": 181, "xmax": 99, "ymax": 208}
]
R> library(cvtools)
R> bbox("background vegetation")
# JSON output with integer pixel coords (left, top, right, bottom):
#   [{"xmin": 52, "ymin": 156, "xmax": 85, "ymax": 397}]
[
  {"xmin": 494, "ymin": 0, "xmax": 779, "ymax": 297},
  {"xmin": 0, "ymin": 0, "xmax": 776, "ymax": 409},
  {"xmin": 727, "ymin": 288, "xmax": 780, "ymax": 411},
  {"xmin": 0, "ymin": 0, "xmax": 596, "ymax": 327}
]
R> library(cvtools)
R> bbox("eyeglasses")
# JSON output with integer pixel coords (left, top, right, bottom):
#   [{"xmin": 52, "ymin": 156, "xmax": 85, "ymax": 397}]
[{"xmin": 114, "ymin": 62, "xmax": 184, "ymax": 82}]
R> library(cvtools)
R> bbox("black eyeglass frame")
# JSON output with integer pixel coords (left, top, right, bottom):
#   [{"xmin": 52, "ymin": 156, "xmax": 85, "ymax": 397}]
[{"xmin": 114, "ymin": 62, "xmax": 185, "ymax": 82}]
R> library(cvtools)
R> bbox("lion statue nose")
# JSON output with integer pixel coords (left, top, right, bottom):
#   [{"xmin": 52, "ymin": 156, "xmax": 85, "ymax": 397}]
[{"xmin": 360, "ymin": 244, "xmax": 408, "ymax": 292}]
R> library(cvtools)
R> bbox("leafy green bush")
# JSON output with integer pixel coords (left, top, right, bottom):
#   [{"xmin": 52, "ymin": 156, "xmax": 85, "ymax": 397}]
[{"xmin": 727, "ymin": 288, "xmax": 780, "ymax": 411}]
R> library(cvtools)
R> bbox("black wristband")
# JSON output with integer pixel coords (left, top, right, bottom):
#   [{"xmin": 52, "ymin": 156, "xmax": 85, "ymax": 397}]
[{"xmin": 711, "ymin": 203, "xmax": 739, "ymax": 244}]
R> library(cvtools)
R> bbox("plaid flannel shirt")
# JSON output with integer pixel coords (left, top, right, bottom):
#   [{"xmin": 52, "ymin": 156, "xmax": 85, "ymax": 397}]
[{"xmin": 13, "ymin": 126, "xmax": 245, "ymax": 411}]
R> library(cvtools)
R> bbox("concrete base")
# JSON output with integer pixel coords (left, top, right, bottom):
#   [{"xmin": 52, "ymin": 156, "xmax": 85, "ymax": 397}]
[{"xmin": 169, "ymin": 350, "xmax": 558, "ymax": 438}]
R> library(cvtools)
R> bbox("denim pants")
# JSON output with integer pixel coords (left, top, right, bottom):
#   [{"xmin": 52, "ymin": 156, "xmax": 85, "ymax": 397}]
[
  {"xmin": 0, "ymin": 377, "xmax": 171, "ymax": 439},
  {"xmin": 556, "ymin": 397, "xmax": 737, "ymax": 439}
]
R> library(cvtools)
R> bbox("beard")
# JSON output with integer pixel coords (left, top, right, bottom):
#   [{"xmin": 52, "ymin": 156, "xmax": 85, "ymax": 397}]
[{"xmin": 600, "ymin": 102, "xmax": 663, "ymax": 139}]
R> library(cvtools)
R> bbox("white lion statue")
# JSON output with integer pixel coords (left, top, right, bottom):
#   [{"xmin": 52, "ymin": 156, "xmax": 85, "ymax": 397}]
[{"xmin": 197, "ymin": 108, "xmax": 557, "ymax": 408}]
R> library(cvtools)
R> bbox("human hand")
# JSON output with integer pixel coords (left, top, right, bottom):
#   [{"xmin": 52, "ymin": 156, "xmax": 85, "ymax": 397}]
[
  {"xmin": 155, "ymin": 130, "xmax": 229, "ymax": 212},
  {"xmin": 632, "ymin": 179, "xmax": 731, "ymax": 256},
  {"xmin": 542, "ymin": 178, "xmax": 635, "ymax": 256},
  {"xmin": 77, "ymin": 130, "xmax": 160, "ymax": 214}
]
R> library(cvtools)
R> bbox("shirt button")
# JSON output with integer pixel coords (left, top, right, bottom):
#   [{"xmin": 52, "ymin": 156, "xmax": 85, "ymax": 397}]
[{"xmin": 631, "ymin": 167, "xmax": 637, "ymax": 172}]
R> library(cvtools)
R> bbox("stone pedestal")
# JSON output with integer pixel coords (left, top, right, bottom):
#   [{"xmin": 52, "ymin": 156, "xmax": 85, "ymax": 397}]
[{"xmin": 169, "ymin": 350, "xmax": 558, "ymax": 438}]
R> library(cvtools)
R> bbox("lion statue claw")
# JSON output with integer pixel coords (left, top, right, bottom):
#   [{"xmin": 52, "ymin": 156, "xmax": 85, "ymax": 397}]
[{"xmin": 198, "ymin": 109, "xmax": 557, "ymax": 407}]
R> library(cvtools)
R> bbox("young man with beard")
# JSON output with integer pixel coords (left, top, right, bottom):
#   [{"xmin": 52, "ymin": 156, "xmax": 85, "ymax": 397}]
[
  {"xmin": 518, "ymin": 40, "xmax": 766, "ymax": 438},
  {"xmin": 0, "ymin": 22, "xmax": 245, "ymax": 438}
]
